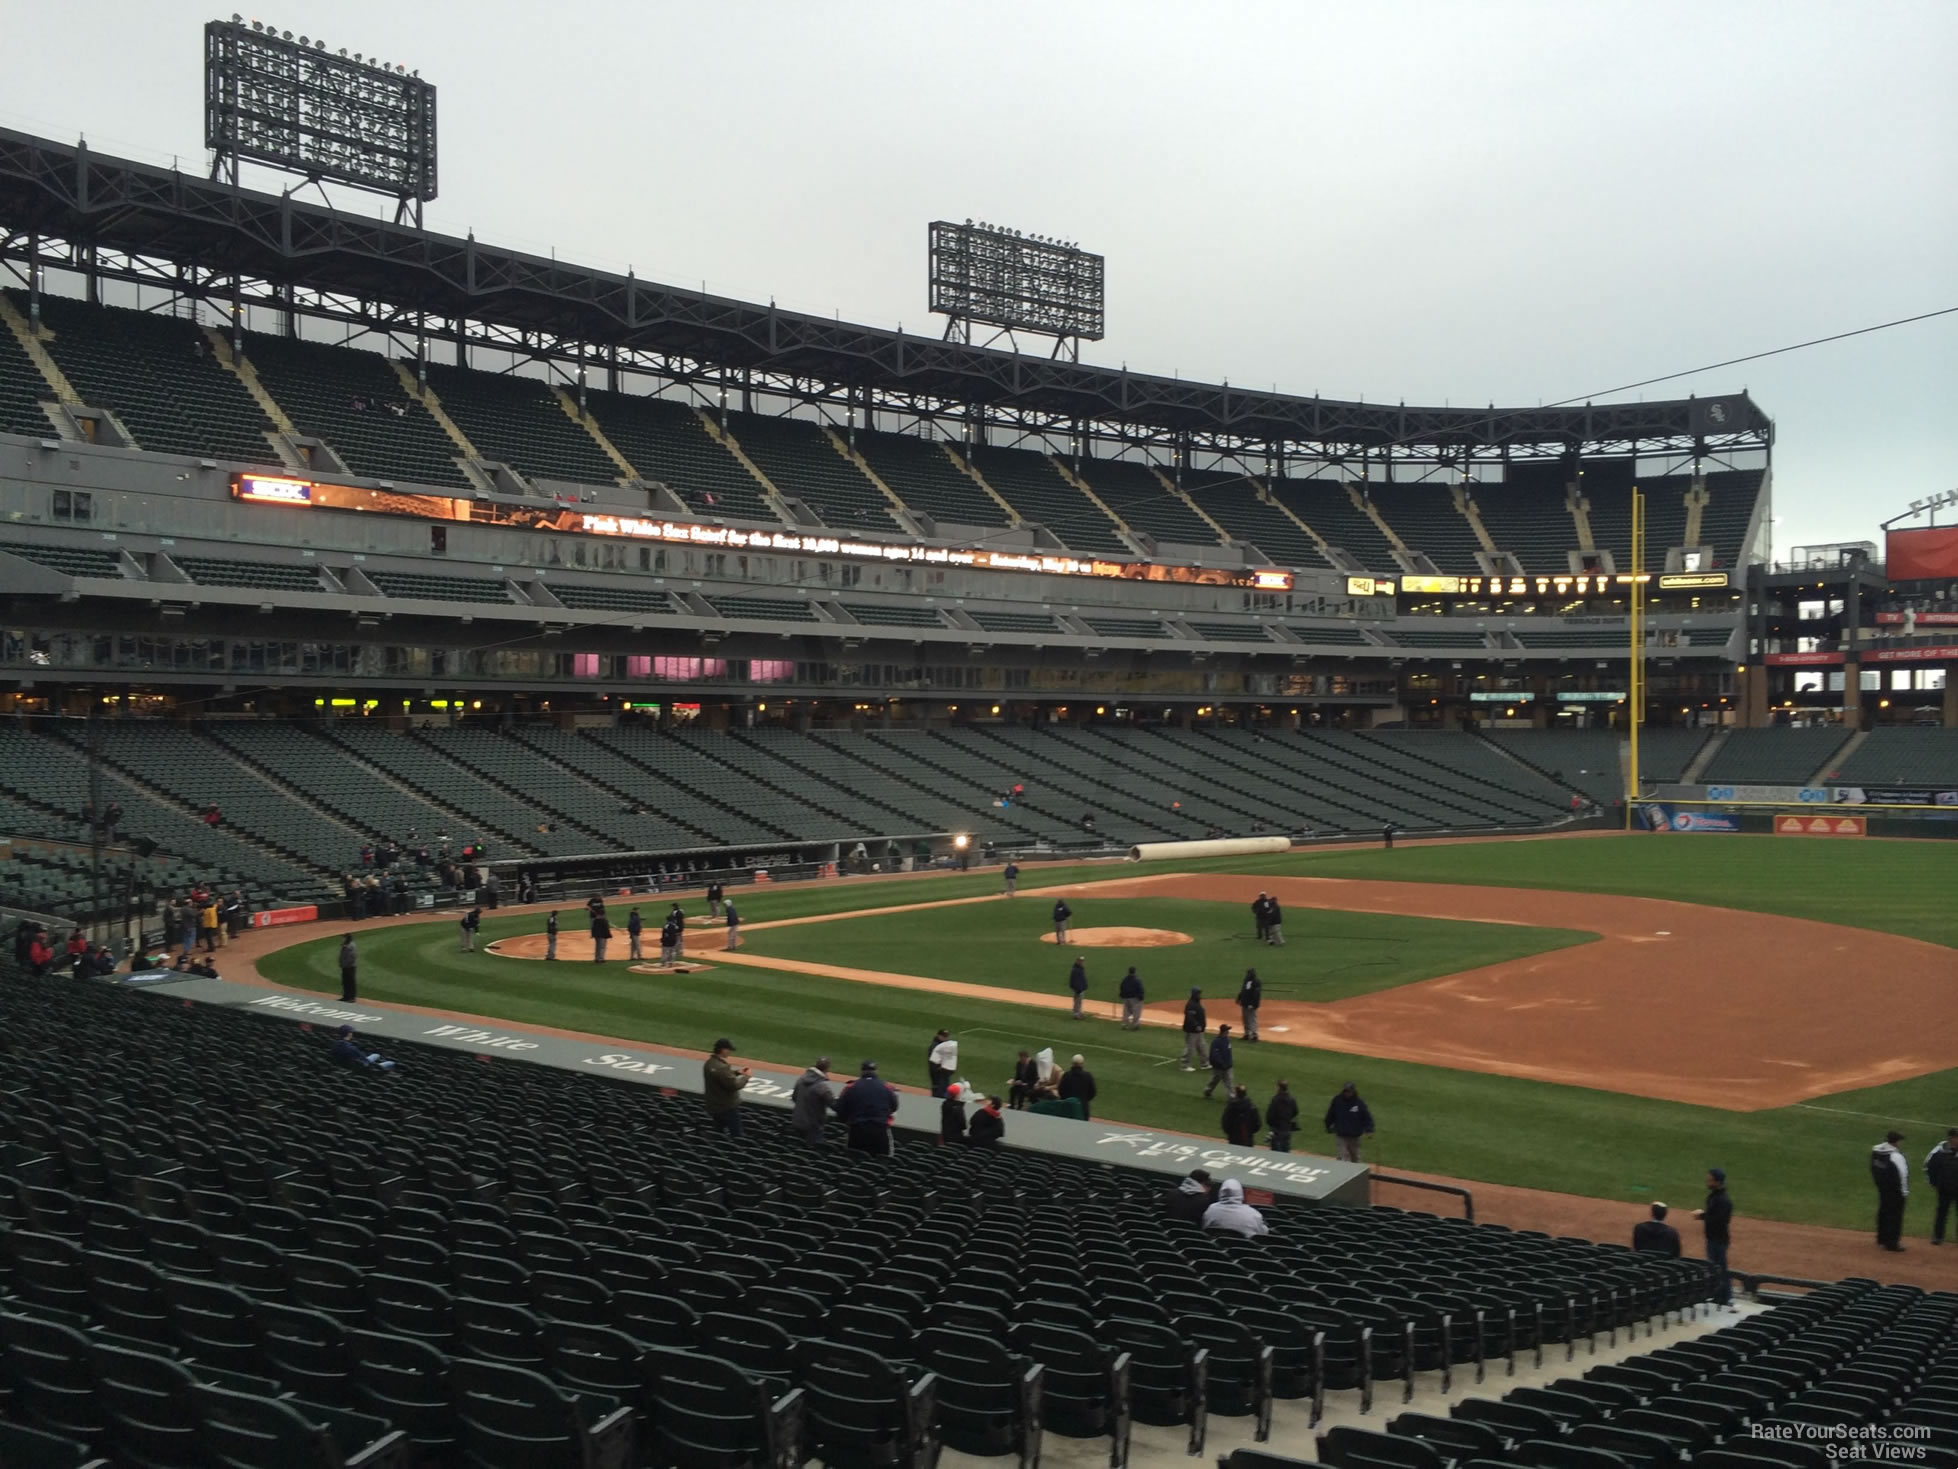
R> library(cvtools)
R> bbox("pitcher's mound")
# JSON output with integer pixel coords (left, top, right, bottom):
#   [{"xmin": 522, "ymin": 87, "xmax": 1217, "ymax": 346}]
[{"xmin": 1041, "ymin": 927, "xmax": 1193, "ymax": 947}]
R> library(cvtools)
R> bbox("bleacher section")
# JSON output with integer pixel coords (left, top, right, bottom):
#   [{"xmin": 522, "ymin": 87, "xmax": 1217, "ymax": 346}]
[
  {"xmin": 625, "ymin": 730, "xmax": 861, "ymax": 842},
  {"xmin": 242, "ymin": 332, "xmax": 473, "ymax": 490},
  {"xmin": 581, "ymin": 394, "xmax": 777, "ymax": 522},
  {"xmin": 1187, "ymin": 471, "xmax": 1333, "ymax": 570},
  {"xmin": 722, "ymin": 727, "xmax": 984, "ymax": 841},
  {"xmin": 1636, "ymin": 728, "xmax": 1712, "ymax": 783},
  {"xmin": 173, "ymin": 555, "xmax": 324, "ymax": 594},
  {"xmin": 1288, "ymin": 624, "xmax": 1373, "ymax": 645},
  {"xmin": 707, "ymin": 595, "xmax": 819, "ymax": 623},
  {"xmin": 1469, "ymin": 467, "xmax": 1578, "ymax": 571},
  {"xmin": 1274, "ymin": 481, "xmax": 1401, "ymax": 573},
  {"xmin": 28, "ymin": 297, "xmax": 275, "ymax": 466},
  {"xmin": 1369, "ymin": 487, "xmax": 1483, "ymax": 573},
  {"xmin": 421, "ymin": 363, "xmax": 621, "ymax": 487},
  {"xmin": 1576, "ymin": 461, "xmax": 1638, "ymax": 573},
  {"xmin": 1701, "ymin": 469, "xmax": 1766, "ymax": 567},
  {"xmin": 547, "ymin": 583, "xmax": 675, "ymax": 615},
  {"xmin": 1641, "ymin": 476, "xmax": 1693, "ymax": 560},
  {"xmin": 0, "ymin": 307, "xmax": 56, "ymax": 437},
  {"xmin": 840, "ymin": 601, "xmax": 944, "ymax": 630},
  {"xmin": 1075, "ymin": 458, "xmax": 1219, "ymax": 547},
  {"xmin": 1517, "ymin": 629, "xmax": 1626, "ymax": 649},
  {"xmin": 514, "ymin": 727, "xmax": 782, "ymax": 847},
  {"xmin": 1829, "ymin": 727, "xmax": 1958, "ymax": 787},
  {"xmin": 970, "ymin": 610, "xmax": 1061, "ymax": 634},
  {"xmin": 1386, "ymin": 627, "xmax": 1492, "ymax": 651},
  {"xmin": 727, "ymin": 415, "xmax": 900, "ymax": 532},
  {"xmin": 1188, "ymin": 621, "xmax": 1273, "ymax": 643},
  {"xmin": 960, "ymin": 725, "xmax": 1208, "ymax": 844},
  {"xmin": 1699, "ymin": 727, "xmax": 1852, "ymax": 785},
  {"xmin": 1483, "ymin": 729, "xmax": 1623, "ymax": 805},
  {"xmin": 853, "ymin": 431, "xmax": 1007, "ymax": 528},
  {"xmin": 0, "ymin": 541, "xmax": 124, "ymax": 578},
  {"xmin": 1083, "ymin": 616, "xmax": 1170, "ymax": 639},
  {"xmin": 969, "ymin": 446, "xmax": 1129, "ymax": 556},
  {"xmin": 367, "ymin": 570, "xmax": 513, "ymax": 605}
]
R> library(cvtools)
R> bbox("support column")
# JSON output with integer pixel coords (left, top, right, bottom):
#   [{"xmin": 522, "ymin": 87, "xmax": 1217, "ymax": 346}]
[
  {"xmin": 1943, "ymin": 673, "xmax": 1957, "ymax": 729},
  {"xmin": 1841, "ymin": 663, "xmax": 1862, "ymax": 731}
]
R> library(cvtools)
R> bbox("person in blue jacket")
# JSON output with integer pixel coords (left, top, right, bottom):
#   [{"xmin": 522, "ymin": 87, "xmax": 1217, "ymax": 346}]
[
  {"xmin": 1067, "ymin": 957, "xmax": 1089, "ymax": 1019},
  {"xmin": 1119, "ymin": 967, "xmax": 1145, "ymax": 1029},
  {"xmin": 1202, "ymin": 1024, "xmax": 1235, "ymax": 1099},
  {"xmin": 1325, "ymin": 1081, "xmax": 1375, "ymax": 1162},
  {"xmin": 834, "ymin": 1059, "xmax": 900, "ymax": 1155}
]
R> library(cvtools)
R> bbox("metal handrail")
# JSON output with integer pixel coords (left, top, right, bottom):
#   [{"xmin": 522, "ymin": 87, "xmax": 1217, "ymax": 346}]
[{"xmin": 1370, "ymin": 1173, "xmax": 1475, "ymax": 1221}]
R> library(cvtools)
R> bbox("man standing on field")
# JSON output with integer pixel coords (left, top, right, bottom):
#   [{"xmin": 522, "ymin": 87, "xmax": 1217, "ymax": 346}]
[{"xmin": 1179, "ymin": 988, "xmax": 1207, "ymax": 1071}]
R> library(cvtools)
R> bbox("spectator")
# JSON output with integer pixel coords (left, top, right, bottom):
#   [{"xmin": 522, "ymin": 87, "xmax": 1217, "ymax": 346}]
[
  {"xmin": 1324, "ymin": 1081, "xmax": 1375, "ymax": 1163},
  {"xmin": 202, "ymin": 802, "xmax": 222, "ymax": 828},
  {"xmin": 1382, "ymin": 824, "xmax": 1396, "ymax": 850},
  {"xmin": 1236, "ymin": 968, "xmax": 1262, "ymax": 1041},
  {"xmin": 1266, "ymin": 1079, "xmax": 1299, "ymax": 1151},
  {"xmin": 927, "ymin": 1030, "xmax": 958, "ymax": 1098},
  {"xmin": 1926, "ymin": 1129, "xmax": 1958, "ymax": 1245},
  {"xmin": 176, "ymin": 900, "xmax": 197, "ymax": 956},
  {"xmin": 702, "ymin": 1038, "xmax": 751, "ymax": 1138},
  {"xmin": 64, "ymin": 930, "xmax": 89, "ymax": 971},
  {"xmin": 1002, "ymin": 861, "xmax": 1020, "ymax": 898},
  {"xmin": 940, "ymin": 1081, "xmax": 968, "ymax": 1145},
  {"xmin": 1119, "ymin": 966, "xmax": 1145, "ymax": 1030},
  {"xmin": 1052, "ymin": 897, "xmax": 1071, "ymax": 941},
  {"xmin": 1179, "ymin": 988, "xmax": 1207, "ymax": 1071},
  {"xmin": 835, "ymin": 1060, "xmax": 900, "ymax": 1155},
  {"xmin": 1873, "ymin": 1130, "xmax": 1909, "ymax": 1252},
  {"xmin": 186, "ymin": 955, "xmax": 219, "ymax": 979},
  {"xmin": 545, "ymin": 910, "xmax": 559, "ymax": 961},
  {"xmin": 338, "ymin": 935, "xmax": 358, "ymax": 1002},
  {"xmin": 1202, "ymin": 1024, "xmax": 1235, "ymax": 1099},
  {"xmin": 198, "ymin": 898, "xmax": 220, "ymax": 953},
  {"xmin": 459, "ymin": 906, "xmax": 482, "ymax": 953},
  {"xmin": 626, "ymin": 908, "xmax": 644, "ymax": 962},
  {"xmin": 1067, "ymin": 957, "xmax": 1089, "ymax": 1019},
  {"xmin": 1263, "ymin": 894, "xmax": 1284, "ymax": 947},
  {"xmin": 1632, "ymin": 1203, "xmax": 1682, "ymax": 1256},
  {"xmin": 1221, "ymin": 1084, "xmax": 1262, "ymax": 1146},
  {"xmin": 1164, "ymin": 1169, "xmax": 1214, "ymax": 1224},
  {"xmin": 967, "ymin": 1094, "xmax": 1005, "ymax": 1148},
  {"xmin": 1694, "ymin": 1168, "xmax": 1734, "ymax": 1308},
  {"xmin": 789, "ymin": 1055, "xmax": 833, "ymax": 1146},
  {"xmin": 11, "ymin": 919, "xmax": 36, "ymax": 966},
  {"xmin": 1057, "ymin": 1055, "xmax": 1097, "ymax": 1120},
  {"xmin": 1251, "ymin": 893, "xmax": 1270, "ymax": 943},
  {"xmin": 723, "ymin": 898, "xmax": 741, "ymax": 951},
  {"xmin": 328, "ymin": 1024, "xmax": 396, "ymax": 1072},
  {"xmin": 1202, "ymin": 1178, "xmax": 1268, "ymax": 1237},
  {"xmin": 1008, "ymin": 1050, "xmax": 1039, "ymax": 1110}
]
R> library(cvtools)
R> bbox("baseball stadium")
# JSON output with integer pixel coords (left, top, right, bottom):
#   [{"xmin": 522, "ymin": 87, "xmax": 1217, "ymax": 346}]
[{"xmin": 2, "ymin": 13, "xmax": 1957, "ymax": 1469}]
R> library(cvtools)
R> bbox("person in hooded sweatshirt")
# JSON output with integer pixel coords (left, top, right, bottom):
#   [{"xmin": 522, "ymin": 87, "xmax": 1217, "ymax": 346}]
[
  {"xmin": 1873, "ymin": 1129, "xmax": 1910, "ymax": 1252},
  {"xmin": 789, "ymin": 1056, "xmax": 833, "ymax": 1146},
  {"xmin": 1221, "ymin": 1084, "xmax": 1262, "ymax": 1146},
  {"xmin": 941, "ymin": 1082, "xmax": 968, "ymax": 1145},
  {"xmin": 1165, "ymin": 1169, "xmax": 1215, "ymax": 1224},
  {"xmin": 1202, "ymin": 1178, "xmax": 1269, "ymax": 1237},
  {"xmin": 967, "ymin": 1095, "xmax": 1005, "ymax": 1148}
]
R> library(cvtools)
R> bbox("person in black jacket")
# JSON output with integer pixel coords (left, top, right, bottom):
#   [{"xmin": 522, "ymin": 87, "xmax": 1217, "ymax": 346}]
[
  {"xmin": 1926, "ymin": 1130, "xmax": 1958, "ymax": 1245},
  {"xmin": 1325, "ymin": 1082, "xmax": 1374, "ymax": 1162},
  {"xmin": 1057, "ymin": 1055, "xmax": 1097, "ymax": 1121},
  {"xmin": 589, "ymin": 911, "xmax": 611, "ymax": 963},
  {"xmin": 834, "ymin": 1060, "xmax": 900, "ymax": 1155},
  {"xmin": 1631, "ymin": 1203, "xmax": 1682, "ymax": 1257},
  {"xmin": 967, "ymin": 1095, "xmax": 1005, "ymax": 1148},
  {"xmin": 1250, "ymin": 893, "xmax": 1270, "ymax": 942},
  {"xmin": 1266, "ymin": 1079, "xmax": 1299, "ymax": 1151},
  {"xmin": 1179, "ymin": 988, "xmax": 1207, "ymax": 1071},
  {"xmin": 1067, "ymin": 958, "xmax": 1089, "ymax": 1019},
  {"xmin": 1872, "ymin": 1131, "xmax": 1909, "ymax": 1252},
  {"xmin": 1694, "ymin": 1169, "xmax": 1734, "ymax": 1307},
  {"xmin": 940, "ymin": 1083, "xmax": 968, "ymax": 1145},
  {"xmin": 1008, "ymin": 1051, "xmax": 1039, "ymax": 1110},
  {"xmin": 1263, "ymin": 895, "xmax": 1284, "ymax": 947},
  {"xmin": 1119, "ymin": 967, "xmax": 1145, "ymax": 1029},
  {"xmin": 1052, "ymin": 898, "xmax": 1071, "ymax": 942},
  {"xmin": 1164, "ymin": 1169, "xmax": 1214, "ymax": 1224},
  {"xmin": 1203, "ymin": 1025, "xmax": 1235, "ymax": 1099},
  {"xmin": 1221, "ymin": 1085, "xmax": 1262, "ymax": 1146},
  {"xmin": 1236, "ymin": 968, "xmax": 1262, "ymax": 1041}
]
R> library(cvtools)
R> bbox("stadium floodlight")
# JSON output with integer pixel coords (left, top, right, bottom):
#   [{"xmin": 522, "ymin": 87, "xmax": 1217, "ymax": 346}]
[
  {"xmin": 204, "ymin": 16, "xmax": 437, "ymax": 223},
  {"xmin": 928, "ymin": 219, "xmax": 1105, "ymax": 359}
]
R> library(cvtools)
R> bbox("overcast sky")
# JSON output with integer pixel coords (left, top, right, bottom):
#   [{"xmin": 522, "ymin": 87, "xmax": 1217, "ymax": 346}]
[{"xmin": 5, "ymin": 0, "xmax": 1953, "ymax": 554}]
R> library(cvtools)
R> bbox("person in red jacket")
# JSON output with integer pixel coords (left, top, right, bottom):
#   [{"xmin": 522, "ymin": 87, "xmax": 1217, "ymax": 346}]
[{"xmin": 28, "ymin": 931, "xmax": 55, "ymax": 975}]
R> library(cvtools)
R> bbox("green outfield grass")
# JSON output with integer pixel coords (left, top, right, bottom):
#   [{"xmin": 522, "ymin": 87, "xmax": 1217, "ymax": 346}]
[
  {"xmin": 256, "ymin": 832, "xmax": 1958, "ymax": 1234},
  {"xmin": 736, "ymin": 895, "xmax": 1596, "ymax": 1003}
]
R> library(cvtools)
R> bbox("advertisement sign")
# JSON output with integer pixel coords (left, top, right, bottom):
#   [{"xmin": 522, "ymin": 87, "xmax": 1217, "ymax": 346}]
[
  {"xmin": 1764, "ymin": 651, "xmax": 1844, "ymax": 666},
  {"xmin": 1469, "ymin": 691, "xmax": 1535, "ymax": 703},
  {"xmin": 1705, "ymin": 785, "xmax": 1831, "ymax": 804},
  {"xmin": 1875, "ymin": 611, "xmax": 1958, "ymax": 626},
  {"xmin": 1775, "ymin": 814, "xmax": 1867, "ymax": 837},
  {"xmin": 1863, "ymin": 645, "xmax": 1958, "ymax": 664},
  {"xmin": 1832, "ymin": 787, "xmax": 1958, "ymax": 808},
  {"xmin": 251, "ymin": 905, "xmax": 319, "ymax": 928},
  {"xmin": 1886, "ymin": 525, "xmax": 1958, "ymax": 581},
  {"xmin": 1638, "ymin": 803, "xmax": 1741, "ymax": 833},
  {"xmin": 1657, "ymin": 572, "xmax": 1732, "ymax": 590}
]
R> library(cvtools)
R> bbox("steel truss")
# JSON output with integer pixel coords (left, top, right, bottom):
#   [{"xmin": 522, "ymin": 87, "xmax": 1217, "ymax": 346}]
[{"xmin": 0, "ymin": 128, "xmax": 1771, "ymax": 476}]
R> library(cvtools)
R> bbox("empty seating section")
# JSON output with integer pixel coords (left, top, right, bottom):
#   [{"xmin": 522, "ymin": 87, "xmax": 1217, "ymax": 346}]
[
  {"xmin": 969, "ymin": 446, "xmax": 1129, "ymax": 556},
  {"xmin": 0, "ymin": 542, "xmax": 123, "ymax": 578},
  {"xmin": 1471, "ymin": 474, "xmax": 1579, "ymax": 571},
  {"xmin": 1388, "ymin": 627, "xmax": 1493, "ymax": 650},
  {"xmin": 841, "ymin": 601, "xmax": 944, "ymax": 629},
  {"xmin": 953, "ymin": 726, "xmax": 1207, "ymax": 842},
  {"xmin": 708, "ymin": 595, "xmax": 819, "ymax": 623},
  {"xmin": 29, "ymin": 297, "xmax": 274, "ymax": 465},
  {"xmin": 730, "ymin": 728, "xmax": 983, "ymax": 838},
  {"xmin": 421, "ymin": 363, "xmax": 620, "ymax": 486},
  {"xmin": 1517, "ymin": 628, "xmax": 1625, "ymax": 649},
  {"xmin": 1484, "ymin": 731, "xmax": 1623, "ymax": 804},
  {"xmin": 1084, "ymin": 616, "xmax": 1171, "ymax": 639},
  {"xmin": 546, "ymin": 582, "xmax": 675, "ymax": 615},
  {"xmin": 1699, "ymin": 727, "xmax": 1851, "ymax": 785},
  {"xmin": 0, "ymin": 309, "xmax": 55, "ymax": 436},
  {"xmin": 726, "ymin": 415, "xmax": 900, "ymax": 532},
  {"xmin": 1369, "ymin": 489, "xmax": 1483, "ymax": 573},
  {"xmin": 516, "ymin": 727, "xmax": 783, "ymax": 846},
  {"xmin": 1634, "ymin": 728, "xmax": 1711, "ymax": 783},
  {"xmin": 636, "ymin": 731, "xmax": 863, "ymax": 841},
  {"xmin": 1077, "ymin": 457, "xmax": 1220, "ymax": 546},
  {"xmin": 1640, "ymin": 476, "xmax": 1693, "ymax": 558},
  {"xmin": 1833, "ymin": 727, "xmax": 1958, "ymax": 786},
  {"xmin": 0, "ymin": 961, "xmax": 1716, "ymax": 1469},
  {"xmin": 797, "ymin": 729, "xmax": 1042, "ymax": 841},
  {"xmin": 1701, "ymin": 470, "xmax": 1766, "ymax": 567},
  {"xmin": 1187, "ymin": 472, "xmax": 1333, "ymax": 569},
  {"xmin": 1288, "ymin": 624, "xmax": 1373, "ymax": 645},
  {"xmin": 367, "ymin": 570, "xmax": 512, "ymax": 605},
  {"xmin": 1189, "ymin": 621, "xmax": 1273, "ymax": 643},
  {"xmin": 1582, "ymin": 483, "xmax": 1636, "ymax": 571},
  {"xmin": 969, "ymin": 610, "xmax": 1060, "ymax": 634},
  {"xmin": 1362, "ymin": 732, "xmax": 1575, "ymax": 818},
  {"xmin": 324, "ymin": 725, "xmax": 588, "ymax": 856},
  {"xmin": 1273, "ymin": 481, "xmax": 1400, "ymax": 572},
  {"xmin": 174, "ymin": 555, "xmax": 323, "ymax": 593},
  {"xmin": 241, "ymin": 332, "xmax": 471, "ymax": 490},
  {"xmin": 854, "ymin": 430, "xmax": 1007, "ymax": 527},
  {"xmin": 1683, "ymin": 628, "xmax": 1734, "ymax": 648},
  {"xmin": 408, "ymin": 728, "xmax": 661, "ymax": 852},
  {"xmin": 582, "ymin": 393, "xmax": 777, "ymax": 522},
  {"xmin": 1068, "ymin": 726, "xmax": 1318, "ymax": 833}
]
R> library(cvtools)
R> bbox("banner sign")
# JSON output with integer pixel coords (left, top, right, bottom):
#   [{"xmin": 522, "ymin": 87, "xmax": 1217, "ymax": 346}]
[
  {"xmin": 1875, "ymin": 611, "xmax": 1958, "ymax": 626},
  {"xmin": 1764, "ymin": 651, "xmax": 1844, "ymax": 666},
  {"xmin": 1832, "ymin": 787, "xmax": 1958, "ymax": 808},
  {"xmin": 1863, "ymin": 645, "xmax": 1958, "ymax": 664},
  {"xmin": 1705, "ymin": 785, "xmax": 1831, "ymax": 804},
  {"xmin": 1638, "ymin": 803, "xmax": 1741, "ymax": 833},
  {"xmin": 250, "ymin": 904, "xmax": 319, "ymax": 928},
  {"xmin": 1775, "ymin": 814, "xmax": 1867, "ymax": 837},
  {"xmin": 1886, "ymin": 525, "xmax": 1958, "ymax": 581}
]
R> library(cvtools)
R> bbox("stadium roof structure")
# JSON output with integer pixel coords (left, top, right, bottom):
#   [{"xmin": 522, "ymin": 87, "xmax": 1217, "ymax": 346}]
[{"xmin": 0, "ymin": 128, "xmax": 1772, "ymax": 467}]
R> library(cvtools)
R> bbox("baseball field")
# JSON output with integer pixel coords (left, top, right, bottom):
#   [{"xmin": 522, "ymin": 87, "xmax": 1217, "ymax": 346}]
[{"xmin": 256, "ymin": 832, "xmax": 1958, "ymax": 1234}]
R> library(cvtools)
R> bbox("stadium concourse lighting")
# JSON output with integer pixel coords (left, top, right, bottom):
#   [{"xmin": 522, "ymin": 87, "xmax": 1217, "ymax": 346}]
[{"xmin": 953, "ymin": 835, "xmax": 970, "ymax": 850}]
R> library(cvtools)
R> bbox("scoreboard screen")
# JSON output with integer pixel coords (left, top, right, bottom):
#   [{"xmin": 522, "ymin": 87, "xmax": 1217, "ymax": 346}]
[{"xmin": 1398, "ymin": 571, "xmax": 1729, "ymax": 598}]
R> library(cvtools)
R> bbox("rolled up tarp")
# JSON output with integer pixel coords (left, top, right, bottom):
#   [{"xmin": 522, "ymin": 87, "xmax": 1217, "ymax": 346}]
[{"xmin": 1128, "ymin": 835, "xmax": 1293, "ymax": 863}]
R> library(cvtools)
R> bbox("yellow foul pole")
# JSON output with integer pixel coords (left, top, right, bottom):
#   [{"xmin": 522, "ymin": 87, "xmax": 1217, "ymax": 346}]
[{"xmin": 1625, "ymin": 489, "xmax": 1645, "ymax": 828}]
